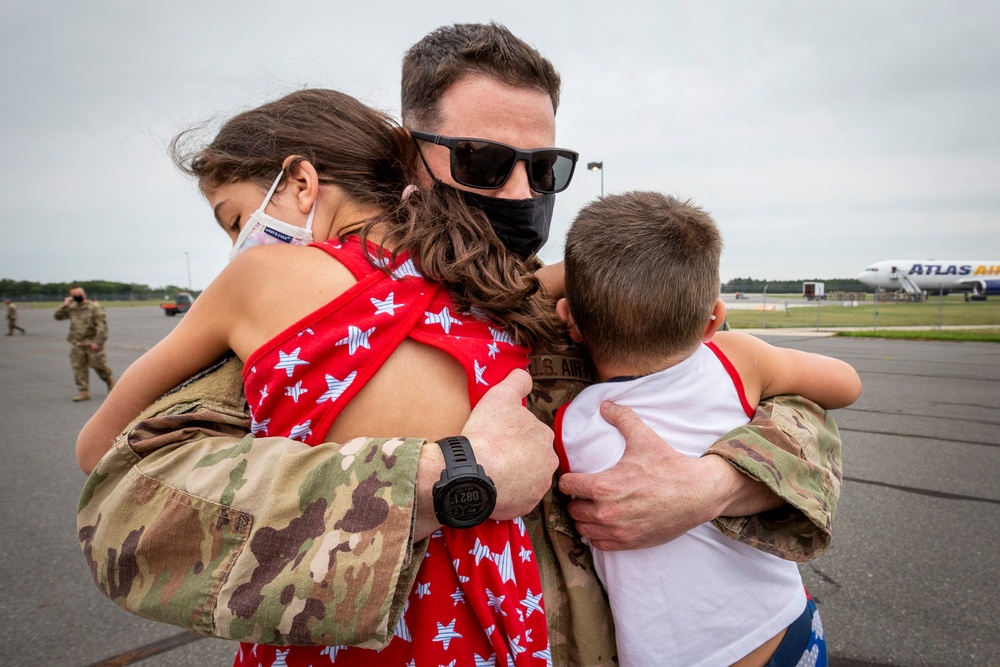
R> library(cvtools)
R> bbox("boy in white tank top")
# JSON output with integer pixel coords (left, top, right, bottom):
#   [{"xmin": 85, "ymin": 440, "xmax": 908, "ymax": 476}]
[{"xmin": 554, "ymin": 192, "xmax": 861, "ymax": 666}]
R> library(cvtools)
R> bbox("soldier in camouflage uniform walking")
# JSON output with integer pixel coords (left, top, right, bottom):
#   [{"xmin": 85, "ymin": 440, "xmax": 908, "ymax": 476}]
[
  {"xmin": 54, "ymin": 287, "xmax": 115, "ymax": 401},
  {"xmin": 5, "ymin": 299, "xmax": 25, "ymax": 335}
]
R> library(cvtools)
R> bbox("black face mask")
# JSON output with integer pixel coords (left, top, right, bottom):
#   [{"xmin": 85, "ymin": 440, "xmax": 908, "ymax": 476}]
[
  {"xmin": 413, "ymin": 140, "xmax": 555, "ymax": 260},
  {"xmin": 72, "ymin": 295, "xmax": 84, "ymax": 303},
  {"xmin": 438, "ymin": 182, "xmax": 554, "ymax": 260}
]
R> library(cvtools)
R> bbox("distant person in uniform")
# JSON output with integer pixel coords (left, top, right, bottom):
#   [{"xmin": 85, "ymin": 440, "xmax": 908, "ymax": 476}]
[
  {"xmin": 553, "ymin": 192, "xmax": 861, "ymax": 667},
  {"xmin": 5, "ymin": 299, "xmax": 25, "ymax": 335},
  {"xmin": 54, "ymin": 287, "xmax": 115, "ymax": 401}
]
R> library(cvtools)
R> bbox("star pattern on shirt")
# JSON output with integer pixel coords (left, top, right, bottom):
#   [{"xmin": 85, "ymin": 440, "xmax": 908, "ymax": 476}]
[
  {"xmin": 489, "ymin": 327, "xmax": 515, "ymax": 346},
  {"xmin": 391, "ymin": 258, "xmax": 422, "ymax": 280},
  {"xmin": 316, "ymin": 371, "xmax": 357, "ymax": 404},
  {"xmin": 469, "ymin": 537, "xmax": 491, "ymax": 565},
  {"xmin": 532, "ymin": 647, "xmax": 553, "ymax": 666},
  {"xmin": 284, "ymin": 381, "xmax": 307, "ymax": 403},
  {"xmin": 474, "ymin": 653, "xmax": 497, "ymax": 667},
  {"xmin": 275, "ymin": 347, "xmax": 309, "ymax": 378},
  {"xmin": 450, "ymin": 587, "xmax": 466, "ymax": 606},
  {"xmin": 491, "ymin": 542, "xmax": 515, "ymax": 583},
  {"xmin": 519, "ymin": 546, "xmax": 533, "ymax": 563},
  {"xmin": 319, "ymin": 645, "xmax": 346, "ymax": 661},
  {"xmin": 486, "ymin": 589, "xmax": 507, "ymax": 616},
  {"xmin": 415, "ymin": 582, "xmax": 431, "ymax": 599},
  {"xmin": 508, "ymin": 636, "xmax": 526, "ymax": 658},
  {"xmin": 371, "ymin": 292, "xmax": 401, "ymax": 316},
  {"xmin": 250, "ymin": 416, "xmax": 270, "ymax": 435},
  {"xmin": 487, "ymin": 341, "xmax": 500, "ymax": 359},
  {"xmin": 451, "ymin": 558, "xmax": 471, "ymax": 583},
  {"xmin": 521, "ymin": 589, "xmax": 544, "ymax": 617},
  {"xmin": 296, "ymin": 327, "xmax": 314, "ymax": 337},
  {"xmin": 258, "ymin": 385, "xmax": 268, "ymax": 407},
  {"xmin": 474, "ymin": 359, "xmax": 489, "ymax": 386},
  {"xmin": 272, "ymin": 648, "xmax": 289, "ymax": 666},
  {"xmin": 432, "ymin": 619, "xmax": 461, "ymax": 650},
  {"xmin": 513, "ymin": 516, "xmax": 526, "ymax": 536},
  {"xmin": 336, "ymin": 325, "xmax": 375, "ymax": 355},
  {"xmin": 425, "ymin": 307, "xmax": 463, "ymax": 334},
  {"xmin": 289, "ymin": 420, "xmax": 312, "ymax": 442}
]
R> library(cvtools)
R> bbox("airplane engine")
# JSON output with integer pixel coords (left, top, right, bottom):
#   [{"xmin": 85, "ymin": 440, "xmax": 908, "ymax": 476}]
[{"xmin": 970, "ymin": 279, "xmax": 1000, "ymax": 296}]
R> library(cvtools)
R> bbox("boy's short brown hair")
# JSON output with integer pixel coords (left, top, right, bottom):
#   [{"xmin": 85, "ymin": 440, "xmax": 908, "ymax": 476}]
[
  {"xmin": 564, "ymin": 191, "xmax": 722, "ymax": 367},
  {"xmin": 401, "ymin": 22, "xmax": 561, "ymax": 130}
]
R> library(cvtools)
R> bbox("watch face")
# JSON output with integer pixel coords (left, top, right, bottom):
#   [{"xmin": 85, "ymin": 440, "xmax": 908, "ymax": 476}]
[{"xmin": 438, "ymin": 478, "xmax": 496, "ymax": 528}]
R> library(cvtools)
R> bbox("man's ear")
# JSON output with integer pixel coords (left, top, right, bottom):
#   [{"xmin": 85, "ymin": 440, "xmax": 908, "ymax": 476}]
[
  {"xmin": 702, "ymin": 298, "xmax": 727, "ymax": 342},
  {"xmin": 556, "ymin": 298, "xmax": 584, "ymax": 343},
  {"xmin": 281, "ymin": 155, "xmax": 320, "ymax": 213}
]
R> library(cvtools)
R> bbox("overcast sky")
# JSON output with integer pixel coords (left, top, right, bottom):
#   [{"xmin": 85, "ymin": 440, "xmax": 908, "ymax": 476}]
[{"xmin": 2, "ymin": 1, "xmax": 997, "ymax": 289}]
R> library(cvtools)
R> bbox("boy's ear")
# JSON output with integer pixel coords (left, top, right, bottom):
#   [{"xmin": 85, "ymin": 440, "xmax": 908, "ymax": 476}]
[
  {"xmin": 556, "ymin": 298, "xmax": 584, "ymax": 343},
  {"xmin": 281, "ymin": 155, "xmax": 320, "ymax": 213},
  {"xmin": 702, "ymin": 298, "xmax": 727, "ymax": 342}
]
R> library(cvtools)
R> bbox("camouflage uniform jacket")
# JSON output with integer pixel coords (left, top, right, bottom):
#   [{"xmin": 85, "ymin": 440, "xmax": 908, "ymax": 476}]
[
  {"xmin": 78, "ymin": 347, "xmax": 841, "ymax": 665},
  {"xmin": 54, "ymin": 300, "xmax": 108, "ymax": 346}
]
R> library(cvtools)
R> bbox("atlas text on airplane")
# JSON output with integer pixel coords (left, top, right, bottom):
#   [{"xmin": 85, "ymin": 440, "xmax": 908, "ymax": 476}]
[{"xmin": 858, "ymin": 260, "xmax": 1000, "ymax": 298}]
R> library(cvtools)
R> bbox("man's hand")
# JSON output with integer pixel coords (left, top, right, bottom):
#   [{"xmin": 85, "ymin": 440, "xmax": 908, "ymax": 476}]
[
  {"xmin": 464, "ymin": 368, "xmax": 556, "ymax": 521},
  {"xmin": 63, "ymin": 296, "xmax": 74, "ymax": 306},
  {"xmin": 413, "ymin": 369, "xmax": 555, "ymax": 540},
  {"xmin": 559, "ymin": 401, "xmax": 750, "ymax": 551}
]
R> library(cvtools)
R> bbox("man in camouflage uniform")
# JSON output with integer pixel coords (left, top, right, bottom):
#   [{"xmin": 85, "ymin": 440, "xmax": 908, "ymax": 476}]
[
  {"xmin": 77, "ymin": 24, "xmax": 842, "ymax": 665},
  {"xmin": 54, "ymin": 286, "xmax": 115, "ymax": 401},
  {"xmin": 5, "ymin": 299, "xmax": 25, "ymax": 335}
]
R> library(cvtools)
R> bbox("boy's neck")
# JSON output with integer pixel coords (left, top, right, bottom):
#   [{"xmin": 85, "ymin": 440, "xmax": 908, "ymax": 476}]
[{"xmin": 592, "ymin": 345, "xmax": 701, "ymax": 383}]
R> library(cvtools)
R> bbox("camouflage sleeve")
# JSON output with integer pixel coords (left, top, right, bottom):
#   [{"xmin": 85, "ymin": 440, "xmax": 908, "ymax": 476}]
[
  {"xmin": 54, "ymin": 303, "xmax": 70, "ymax": 320},
  {"xmin": 77, "ymin": 356, "xmax": 428, "ymax": 647},
  {"xmin": 93, "ymin": 305, "xmax": 109, "ymax": 346},
  {"xmin": 707, "ymin": 395, "xmax": 842, "ymax": 562}
]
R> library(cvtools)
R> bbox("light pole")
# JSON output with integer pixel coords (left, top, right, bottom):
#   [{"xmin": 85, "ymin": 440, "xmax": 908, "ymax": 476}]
[
  {"xmin": 587, "ymin": 161, "xmax": 604, "ymax": 196},
  {"xmin": 185, "ymin": 251, "xmax": 192, "ymax": 292}
]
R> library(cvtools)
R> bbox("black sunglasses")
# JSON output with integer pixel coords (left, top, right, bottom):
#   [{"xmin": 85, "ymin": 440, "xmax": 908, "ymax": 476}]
[{"xmin": 410, "ymin": 130, "xmax": 579, "ymax": 194}]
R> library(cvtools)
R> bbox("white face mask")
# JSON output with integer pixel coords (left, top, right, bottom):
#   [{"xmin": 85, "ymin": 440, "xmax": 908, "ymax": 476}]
[{"xmin": 228, "ymin": 170, "xmax": 316, "ymax": 261}]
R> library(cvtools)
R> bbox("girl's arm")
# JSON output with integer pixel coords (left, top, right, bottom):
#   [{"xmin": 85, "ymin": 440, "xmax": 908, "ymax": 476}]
[
  {"xmin": 713, "ymin": 331, "xmax": 862, "ymax": 410},
  {"xmin": 76, "ymin": 265, "xmax": 247, "ymax": 474}
]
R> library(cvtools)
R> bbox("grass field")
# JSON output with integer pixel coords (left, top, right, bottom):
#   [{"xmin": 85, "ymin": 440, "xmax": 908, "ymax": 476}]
[{"xmin": 724, "ymin": 294, "xmax": 1000, "ymax": 329}]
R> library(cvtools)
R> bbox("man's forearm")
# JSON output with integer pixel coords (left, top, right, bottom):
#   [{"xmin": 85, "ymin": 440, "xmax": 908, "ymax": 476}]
[
  {"xmin": 705, "ymin": 394, "xmax": 842, "ymax": 561},
  {"xmin": 78, "ymin": 357, "xmax": 426, "ymax": 648}
]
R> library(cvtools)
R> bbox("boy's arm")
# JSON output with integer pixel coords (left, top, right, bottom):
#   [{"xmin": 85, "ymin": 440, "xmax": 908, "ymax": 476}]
[{"xmin": 714, "ymin": 330, "xmax": 862, "ymax": 409}]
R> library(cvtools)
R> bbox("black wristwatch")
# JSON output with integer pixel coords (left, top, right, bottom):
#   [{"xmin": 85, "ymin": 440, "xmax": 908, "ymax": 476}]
[{"xmin": 432, "ymin": 436, "xmax": 497, "ymax": 528}]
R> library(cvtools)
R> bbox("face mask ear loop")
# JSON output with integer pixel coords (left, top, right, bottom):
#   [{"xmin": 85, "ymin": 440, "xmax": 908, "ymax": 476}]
[
  {"xmin": 258, "ymin": 170, "xmax": 286, "ymax": 213},
  {"xmin": 304, "ymin": 200, "xmax": 316, "ymax": 232},
  {"xmin": 411, "ymin": 138, "xmax": 444, "ymax": 187}
]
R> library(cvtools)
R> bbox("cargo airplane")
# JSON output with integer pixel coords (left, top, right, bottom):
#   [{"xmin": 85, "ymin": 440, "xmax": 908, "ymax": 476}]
[{"xmin": 858, "ymin": 260, "xmax": 1000, "ymax": 298}]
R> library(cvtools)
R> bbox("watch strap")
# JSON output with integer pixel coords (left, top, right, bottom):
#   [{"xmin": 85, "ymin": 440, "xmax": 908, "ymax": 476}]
[{"xmin": 436, "ymin": 435, "xmax": 480, "ymax": 478}]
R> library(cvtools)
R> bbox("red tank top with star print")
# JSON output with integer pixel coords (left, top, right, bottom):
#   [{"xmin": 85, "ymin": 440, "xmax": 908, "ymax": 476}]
[{"xmin": 235, "ymin": 236, "xmax": 552, "ymax": 667}]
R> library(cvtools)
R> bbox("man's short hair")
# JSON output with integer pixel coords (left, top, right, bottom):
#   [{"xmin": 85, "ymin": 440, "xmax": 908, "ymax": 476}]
[
  {"xmin": 401, "ymin": 22, "xmax": 561, "ymax": 130},
  {"xmin": 564, "ymin": 191, "xmax": 722, "ymax": 367}
]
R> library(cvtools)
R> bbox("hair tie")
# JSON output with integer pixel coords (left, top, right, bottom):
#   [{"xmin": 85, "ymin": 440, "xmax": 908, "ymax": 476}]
[{"xmin": 401, "ymin": 184, "xmax": 418, "ymax": 201}]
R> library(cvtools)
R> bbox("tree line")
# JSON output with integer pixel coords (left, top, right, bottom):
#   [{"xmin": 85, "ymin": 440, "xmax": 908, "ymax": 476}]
[{"xmin": 0, "ymin": 279, "xmax": 194, "ymax": 301}]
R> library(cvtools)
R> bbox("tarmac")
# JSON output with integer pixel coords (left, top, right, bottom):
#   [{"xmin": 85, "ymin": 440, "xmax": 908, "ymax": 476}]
[{"xmin": 1, "ymin": 305, "xmax": 998, "ymax": 666}]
